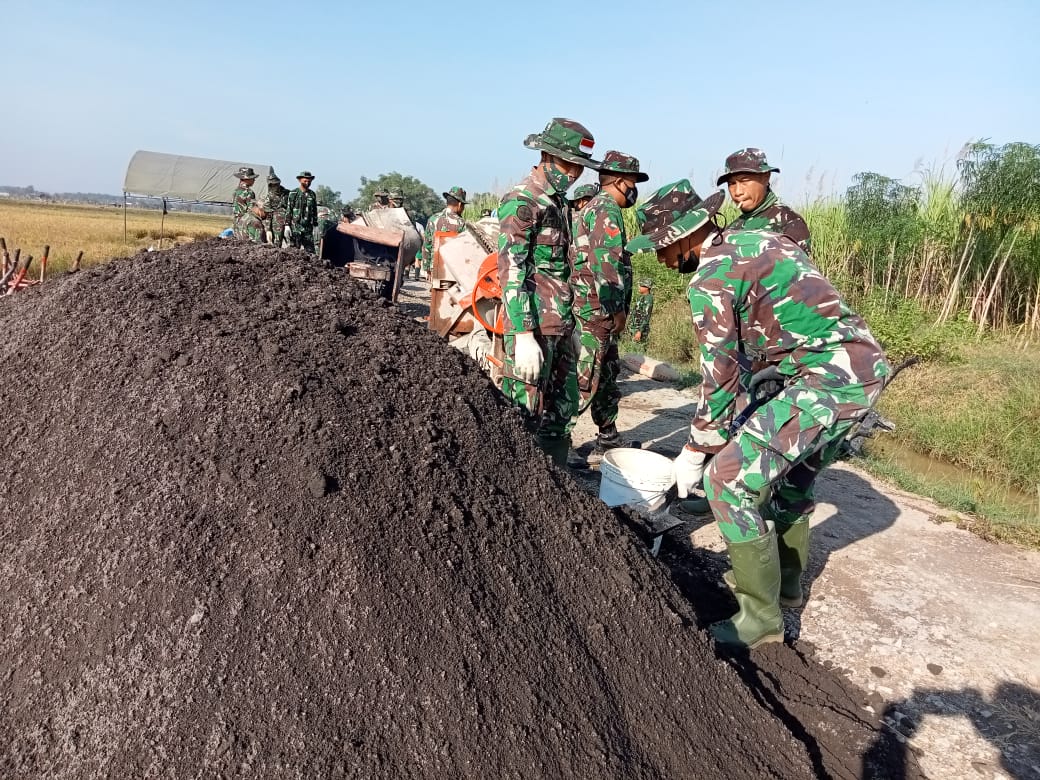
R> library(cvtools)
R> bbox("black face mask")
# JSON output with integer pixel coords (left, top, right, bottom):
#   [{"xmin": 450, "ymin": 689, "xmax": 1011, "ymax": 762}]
[
  {"xmin": 676, "ymin": 250, "xmax": 699, "ymax": 274},
  {"xmin": 624, "ymin": 185, "xmax": 638, "ymax": 208}
]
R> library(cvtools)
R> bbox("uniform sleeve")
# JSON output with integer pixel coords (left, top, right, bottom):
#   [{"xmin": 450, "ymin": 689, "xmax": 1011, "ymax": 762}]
[
  {"xmin": 779, "ymin": 208, "xmax": 811, "ymax": 254},
  {"xmin": 308, "ymin": 193, "xmax": 318, "ymax": 224},
  {"xmin": 420, "ymin": 218, "xmax": 435, "ymax": 266},
  {"xmin": 497, "ymin": 194, "xmax": 538, "ymax": 333},
  {"xmin": 586, "ymin": 204, "xmax": 628, "ymax": 315},
  {"xmin": 285, "ymin": 191, "xmax": 296, "ymax": 226},
  {"xmin": 686, "ymin": 275, "xmax": 744, "ymax": 453}
]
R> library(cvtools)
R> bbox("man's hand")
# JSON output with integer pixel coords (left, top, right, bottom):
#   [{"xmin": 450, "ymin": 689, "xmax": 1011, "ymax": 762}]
[
  {"xmin": 633, "ymin": 331, "xmax": 642, "ymax": 343},
  {"xmin": 611, "ymin": 312, "xmax": 628, "ymax": 334},
  {"xmin": 513, "ymin": 331, "xmax": 544, "ymax": 385},
  {"xmin": 673, "ymin": 446, "xmax": 707, "ymax": 498}
]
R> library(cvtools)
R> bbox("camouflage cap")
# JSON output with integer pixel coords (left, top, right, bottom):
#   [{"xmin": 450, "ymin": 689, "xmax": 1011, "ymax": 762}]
[
  {"xmin": 388, "ymin": 191, "xmax": 404, "ymax": 201},
  {"xmin": 598, "ymin": 150, "xmax": 649, "ymax": 183},
  {"xmin": 624, "ymin": 179, "xmax": 725, "ymax": 253},
  {"xmin": 716, "ymin": 148, "xmax": 779, "ymax": 185},
  {"xmin": 568, "ymin": 183, "xmax": 600, "ymax": 203},
  {"xmin": 297, "ymin": 170, "xmax": 315, "ymax": 180},
  {"xmin": 267, "ymin": 172, "xmax": 281, "ymax": 184},
  {"xmin": 234, "ymin": 166, "xmax": 259, "ymax": 180},
  {"xmin": 523, "ymin": 117, "xmax": 601, "ymax": 169},
  {"xmin": 639, "ymin": 278, "xmax": 653, "ymax": 289},
  {"xmin": 442, "ymin": 186, "xmax": 468, "ymax": 204},
  {"xmin": 374, "ymin": 190, "xmax": 389, "ymax": 198}
]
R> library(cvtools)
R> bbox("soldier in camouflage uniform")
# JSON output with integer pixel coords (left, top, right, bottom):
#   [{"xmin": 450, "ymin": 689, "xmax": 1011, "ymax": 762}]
[
  {"xmin": 263, "ymin": 172, "xmax": 289, "ymax": 247},
  {"xmin": 388, "ymin": 191, "xmax": 405, "ymax": 208},
  {"xmin": 628, "ymin": 180, "xmax": 889, "ymax": 649},
  {"xmin": 286, "ymin": 170, "xmax": 319, "ymax": 253},
  {"xmin": 498, "ymin": 117, "xmax": 600, "ymax": 466},
  {"xmin": 569, "ymin": 151, "xmax": 647, "ymax": 463},
  {"xmin": 232, "ymin": 167, "xmax": 266, "ymax": 243},
  {"xmin": 415, "ymin": 185, "xmax": 467, "ymax": 281},
  {"xmin": 628, "ymin": 278, "xmax": 654, "ymax": 343},
  {"xmin": 718, "ymin": 148, "xmax": 811, "ymax": 253},
  {"xmin": 371, "ymin": 190, "xmax": 390, "ymax": 210}
]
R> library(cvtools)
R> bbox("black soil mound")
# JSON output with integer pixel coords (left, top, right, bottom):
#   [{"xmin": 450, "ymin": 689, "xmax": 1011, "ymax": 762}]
[{"xmin": 1, "ymin": 241, "xmax": 908, "ymax": 778}]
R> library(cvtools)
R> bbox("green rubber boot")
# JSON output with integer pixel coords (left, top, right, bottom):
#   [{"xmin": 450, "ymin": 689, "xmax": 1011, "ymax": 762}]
[
  {"xmin": 776, "ymin": 519, "xmax": 809, "ymax": 608},
  {"xmin": 710, "ymin": 525, "xmax": 784, "ymax": 649}
]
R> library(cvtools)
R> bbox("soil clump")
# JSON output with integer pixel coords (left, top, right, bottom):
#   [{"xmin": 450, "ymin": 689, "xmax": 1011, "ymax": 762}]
[{"xmin": 1, "ymin": 241, "xmax": 908, "ymax": 778}]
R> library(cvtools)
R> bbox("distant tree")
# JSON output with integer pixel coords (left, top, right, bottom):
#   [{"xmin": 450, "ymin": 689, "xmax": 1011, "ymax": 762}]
[
  {"xmin": 844, "ymin": 172, "xmax": 921, "ymax": 259},
  {"xmin": 315, "ymin": 184, "xmax": 343, "ymax": 211},
  {"xmin": 958, "ymin": 141, "xmax": 1040, "ymax": 237},
  {"xmin": 354, "ymin": 173, "xmax": 441, "ymax": 223}
]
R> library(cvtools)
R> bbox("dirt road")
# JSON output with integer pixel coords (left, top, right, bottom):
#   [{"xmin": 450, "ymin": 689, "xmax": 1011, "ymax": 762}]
[{"xmin": 568, "ymin": 363, "xmax": 1040, "ymax": 780}]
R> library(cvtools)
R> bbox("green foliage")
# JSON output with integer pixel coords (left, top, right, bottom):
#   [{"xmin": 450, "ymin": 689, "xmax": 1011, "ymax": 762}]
[
  {"xmin": 315, "ymin": 185, "xmax": 343, "ymax": 211},
  {"xmin": 857, "ymin": 293, "xmax": 968, "ymax": 363},
  {"xmin": 959, "ymin": 141, "xmax": 1040, "ymax": 234},
  {"xmin": 844, "ymin": 171, "xmax": 922, "ymax": 261},
  {"xmin": 353, "ymin": 173, "xmax": 441, "ymax": 223},
  {"xmin": 461, "ymin": 192, "xmax": 500, "ymax": 222},
  {"xmin": 645, "ymin": 296, "xmax": 698, "ymax": 367}
]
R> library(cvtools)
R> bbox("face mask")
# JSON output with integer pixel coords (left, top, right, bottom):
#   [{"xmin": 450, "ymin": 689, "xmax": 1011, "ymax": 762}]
[
  {"xmin": 624, "ymin": 185, "xmax": 638, "ymax": 208},
  {"xmin": 543, "ymin": 160, "xmax": 578, "ymax": 194},
  {"xmin": 676, "ymin": 249, "xmax": 700, "ymax": 274}
]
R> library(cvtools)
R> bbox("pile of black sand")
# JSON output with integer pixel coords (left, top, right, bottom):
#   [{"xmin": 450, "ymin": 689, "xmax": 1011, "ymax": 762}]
[{"xmin": 0, "ymin": 241, "xmax": 911, "ymax": 778}]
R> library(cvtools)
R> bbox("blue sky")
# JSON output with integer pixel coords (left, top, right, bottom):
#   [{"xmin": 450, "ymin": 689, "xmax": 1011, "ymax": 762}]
[{"xmin": 3, "ymin": 0, "xmax": 1037, "ymax": 203}]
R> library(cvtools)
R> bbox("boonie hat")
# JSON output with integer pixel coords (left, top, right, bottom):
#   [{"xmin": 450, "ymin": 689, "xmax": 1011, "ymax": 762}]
[
  {"xmin": 598, "ymin": 150, "xmax": 649, "ymax": 182},
  {"xmin": 625, "ymin": 179, "xmax": 725, "ymax": 253},
  {"xmin": 568, "ymin": 183, "xmax": 600, "ymax": 203},
  {"xmin": 523, "ymin": 117, "xmax": 601, "ymax": 169},
  {"xmin": 443, "ymin": 185, "xmax": 468, "ymax": 204},
  {"xmin": 639, "ymin": 278, "xmax": 653, "ymax": 289},
  {"xmin": 297, "ymin": 170, "xmax": 315, "ymax": 180},
  {"xmin": 716, "ymin": 148, "xmax": 779, "ymax": 185},
  {"xmin": 234, "ymin": 166, "xmax": 258, "ymax": 180}
]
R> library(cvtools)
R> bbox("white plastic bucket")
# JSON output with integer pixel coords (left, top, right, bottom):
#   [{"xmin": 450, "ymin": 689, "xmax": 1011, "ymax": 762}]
[{"xmin": 598, "ymin": 448, "xmax": 675, "ymax": 513}]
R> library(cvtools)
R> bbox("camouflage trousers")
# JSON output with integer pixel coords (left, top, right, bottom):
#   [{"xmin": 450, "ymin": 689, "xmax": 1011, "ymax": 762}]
[
  {"xmin": 500, "ymin": 329, "xmax": 577, "ymax": 440},
  {"xmin": 289, "ymin": 227, "xmax": 315, "ymax": 253},
  {"xmin": 267, "ymin": 212, "xmax": 287, "ymax": 247},
  {"xmin": 234, "ymin": 213, "xmax": 266, "ymax": 243},
  {"xmin": 704, "ymin": 379, "xmax": 885, "ymax": 543},
  {"xmin": 572, "ymin": 318, "xmax": 621, "ymax": 430}
]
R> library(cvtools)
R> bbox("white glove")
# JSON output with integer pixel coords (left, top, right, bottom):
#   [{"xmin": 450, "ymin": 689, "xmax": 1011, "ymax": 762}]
[
  {"xmin": 673, "ymin": 446, "xmax": 707, "ymax": 498},
  {"xmin": 512, "ymin": 331, "xmax": 544, "ymax": 385}
]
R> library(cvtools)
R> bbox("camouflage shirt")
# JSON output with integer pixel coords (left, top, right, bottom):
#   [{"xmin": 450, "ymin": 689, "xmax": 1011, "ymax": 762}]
[
  {"xmin": 570, "ymin": 190, "xmax": 632, "ymax": 320},
  {"xmin": 629, "ymin": 291, "xmax": 654, "ymax": 334},
  {"xmin": 686, "ymin": 230, "xmax": 889, "ymax": 453},
  {"xmin": 263, "ymin": 184, "xmax": 289, "ymax": 214},
  {"xmin": 497, "ymin": 171, "xmax": 573, "ymax": 335},
  {"xmin": 419, "ymin": 207, "xmax": 466, "ymax": 268},
  {"xmin": 232, "ymin": 186, "xmax": 257, "ymax": 221},
  {"xmin": 286, "ymin": 188, "xmax": 318, "ymax": 230},
  {"xmin": 726, "ymin": 190, "xmax": 811, "ymax": 253}
]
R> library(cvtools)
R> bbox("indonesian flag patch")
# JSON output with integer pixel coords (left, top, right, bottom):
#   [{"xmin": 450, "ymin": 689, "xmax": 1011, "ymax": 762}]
[{"xmin": 580, "ymin": 137, "xmax": 595, "ymax": 153}]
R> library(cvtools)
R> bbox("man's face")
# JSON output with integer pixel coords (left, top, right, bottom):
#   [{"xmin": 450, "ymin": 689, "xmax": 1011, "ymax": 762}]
[
  {"xmin": 299, "ymin": 178, "xmax": 313, "ymax": 190},
  {"xmin": 639, "ymin": 285, "xmax": 650, "ymax": 295},
  {"xmin": 727, "ymin": 172, "xmax": 770, "ymax": 213},
  {"xmin": 655, "ymin": 237, "xmax": 687, "ymax": 270},
  {"xmin": 555, "ymin": 156, "xmax": 584, "ymax": 181},
  {"xmin": 242, "ymin": 178, "xmax": 255, "ymax": 188}
]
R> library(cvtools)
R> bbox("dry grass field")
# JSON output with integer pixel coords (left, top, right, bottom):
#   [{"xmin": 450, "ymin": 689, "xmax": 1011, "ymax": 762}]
[{"xmin": 0, "ymin": 199, "xmax": 228, "ymax": 274}]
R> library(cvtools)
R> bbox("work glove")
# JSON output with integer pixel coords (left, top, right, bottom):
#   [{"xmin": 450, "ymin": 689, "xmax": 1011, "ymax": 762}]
[
  {"xmin": 673, "ymin": 445, "xmax": 708, "ymax": 499},
  {"xmin": 512, "ymin": 331, "xmax": 544, "ymax": 385}
]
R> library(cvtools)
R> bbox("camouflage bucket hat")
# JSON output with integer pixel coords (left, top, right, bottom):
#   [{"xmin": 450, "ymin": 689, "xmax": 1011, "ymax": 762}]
[
  {"xmin": 374, "ymin": 190, "xmax": 389, "ymax": 198},
  {"xmin": 625, "ymin": 179, "xmax": 726, "ymax": 253},
  {"xmin": 442, "ymin": 186, "xmax": 468, "ymax": 204},
  {"xmin": 523, "ymin": 117, "xmax": 601, "ymax": 169},
  {"xmin": 388, "ymin": 191, "xmax": 403, "ymax": 202},
  {"xmin": 568, "ymin": 183, "xmax": 600, "ymax": 203},
  {"xmin": 716, "ymin": 148, "xmax": 779, "ymax": 185},
  {"xmin": 639, "ymin": 278, "xmax": 653, "ymax": 289},
  {"xmin": 297, "ymin": 170, "xmax": 315, "ymax": 180},
  {"xmin": 234, "ymin": 166, "xmax": 259, "ymax": 180},
  {"xmin": 599, "ymin": 150, "xmax": 649, "ymax": 182},
  {"xmin": 267, "ymin": 173, "xmax": 281, "ymax": 184}
]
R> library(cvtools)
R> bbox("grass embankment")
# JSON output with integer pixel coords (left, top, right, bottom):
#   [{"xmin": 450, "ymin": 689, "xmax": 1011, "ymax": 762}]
[{"xmin": 0, "ymin": 199, "xmax": 228, "ymax": 273}]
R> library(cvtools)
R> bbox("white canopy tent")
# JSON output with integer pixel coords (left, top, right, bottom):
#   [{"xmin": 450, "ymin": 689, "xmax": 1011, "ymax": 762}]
[{"xmin": 123, "ymin": 150, "xmax": 274, "ymax": 204}]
